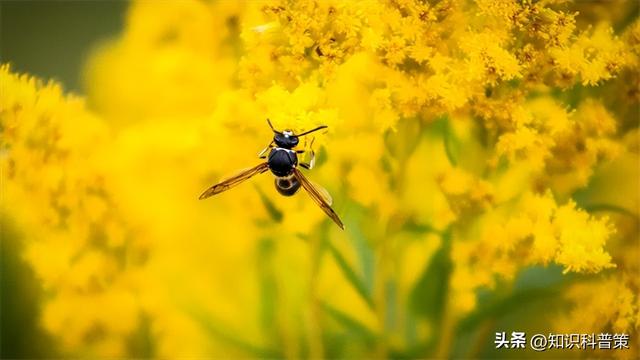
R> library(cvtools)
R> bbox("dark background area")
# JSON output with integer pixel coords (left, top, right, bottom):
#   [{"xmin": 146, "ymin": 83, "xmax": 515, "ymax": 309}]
[
  {"xmin": 1, "ymin": 1, "xmax": 127, "ymax": 357},
  {"xmin": 1, "ymin": 0, "xmax": 128, "ymax": 92}
]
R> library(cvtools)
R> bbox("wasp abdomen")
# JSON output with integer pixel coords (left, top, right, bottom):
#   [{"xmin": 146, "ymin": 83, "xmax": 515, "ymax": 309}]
[{"xmin": 275, "ymin": 176, "xmax": 300, "ymax": 196}]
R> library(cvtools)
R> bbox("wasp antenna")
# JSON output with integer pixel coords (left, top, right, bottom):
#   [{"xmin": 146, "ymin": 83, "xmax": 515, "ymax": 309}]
[
  {"xmin": 296, "ymin": 125, "xmax": 328, "ymax": 137},
  {"xmin": 266, "ymin": 118, "xmax": 283, "ymax": 134}
]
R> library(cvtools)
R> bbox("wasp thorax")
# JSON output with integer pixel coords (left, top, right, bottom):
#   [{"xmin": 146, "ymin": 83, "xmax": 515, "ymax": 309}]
[{"xmin": 275, "ymin": 176, "xmax": 300, "ymax": 196}]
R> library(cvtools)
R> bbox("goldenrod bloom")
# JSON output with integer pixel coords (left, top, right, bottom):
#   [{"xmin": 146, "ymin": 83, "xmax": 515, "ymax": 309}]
[{"xmin": 1, "ymin": 0, "xmax": 638, "ymax": 358}]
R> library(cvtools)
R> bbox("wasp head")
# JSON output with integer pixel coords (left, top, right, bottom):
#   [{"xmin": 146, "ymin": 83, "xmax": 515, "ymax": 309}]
[
  {"xmin": 274, "ymin": 130, "xmax": 299, "ymax": 149},
  {"xmin": 267, "ymin": 119, "xmax": 326, "ymax": 149}
]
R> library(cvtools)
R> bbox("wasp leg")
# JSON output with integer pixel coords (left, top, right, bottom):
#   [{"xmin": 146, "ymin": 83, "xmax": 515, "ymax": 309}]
[
  {"xmin": 258, "ymin": 141, "xmax": 274, "ymax": 159},
  {"xmin": 299, "ymin": 147, "xmax": 316, "ymax": 169}
]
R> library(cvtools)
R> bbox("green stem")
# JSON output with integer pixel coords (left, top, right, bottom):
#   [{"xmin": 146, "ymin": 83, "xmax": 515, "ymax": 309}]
[{"xmin": 308, "ymin": 228, "xmax": 324, "ymax": 359}]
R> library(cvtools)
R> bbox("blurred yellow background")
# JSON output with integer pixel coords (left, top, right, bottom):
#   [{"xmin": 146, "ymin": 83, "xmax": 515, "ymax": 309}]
[{"xmin": 1, "ymin": 0, "xmax": 639, "ymax": 358}]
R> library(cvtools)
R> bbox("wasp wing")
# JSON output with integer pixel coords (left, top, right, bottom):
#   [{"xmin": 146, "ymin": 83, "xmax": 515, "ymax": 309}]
[
  {"xmin": 199, "ymin": 162, "xmax": 269, "ymax": 199},
  {"xmin": 293, "ymin": 168, "xmax": 344, "ymax": 229},
  {"xmin": 311, "ymin": 180, "xmax": 333, "ymax": 206}
]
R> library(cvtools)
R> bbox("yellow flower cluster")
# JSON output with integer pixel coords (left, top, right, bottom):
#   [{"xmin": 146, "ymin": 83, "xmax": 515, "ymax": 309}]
[
  {"xmin": 493, "ymin": 98, "xmax": 621, "ymax": 193},
  {"xmin": 1, "ymin": 65, "xmax": 142, "ymax": 355},
  {"xmin": 447, "ymin": 182, "xmax": 616, "ymax": 313},
  {"xmin": 554, "ymin": 276, "xmax": 639, "ymax": 359},
  {"xmin": 2, "ymin": 0, "xmax": 638, "ymax": 358},
  {"xmin": 557, "ymin": 276, "xmax": 637, "ymax": 334}
]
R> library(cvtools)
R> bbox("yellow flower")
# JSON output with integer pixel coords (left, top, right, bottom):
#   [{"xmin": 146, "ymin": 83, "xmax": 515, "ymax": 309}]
[
  {"xmin": 437, "ymin": 168, "xmax": 494, "ymax": 218},
  {"xmin": 3, "ymin": 0, "xmax": 638, "ymax": 358},
  {"xmin": 1, "ymin": 64, "xmax": 139, "ymax": 356},
  {"xmin": 551, "ymin": 24, "xmax": 629, "ymax": 86},
  {"xmin": 556, "ymin": 276, "xmax": 638, "ymax": 335}
]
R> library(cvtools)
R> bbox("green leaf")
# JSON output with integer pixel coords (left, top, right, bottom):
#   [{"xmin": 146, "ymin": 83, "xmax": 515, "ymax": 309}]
[
  {"xmin": 385, "ymin": 279, "xmax": 398, "ymax": 332},
  {"xmin": 442, "ymin": 118, "xmax": 459, "ymax": 166},
  {"xmin": 403, "ymin": 218, "xmax": 443, "ymax": 235},
  {"xmin": 0, "ymin": 216, "xmax": 59, "ymax": 358},
  {"xmin": 321, "ymin": 302, "xmax": 377, "ymax": 344},
  {"xmin": 256, "ymin": 238, "xmax": 277, "ymax": 333},
  {"xmin": 344, "ymin": 207, "xmax": 375, "ymax": 296},
  {"xmin": 408, "ymin": 229, "xmax": 452, "ymax": 327},
  {"xmin": 385, "ymin": 117, "xmax": 423, "ymax": 162},
  {"xmin": 127, "ymin": 313, "xmax": 154, "ymax": 358},
  {"xmin": 452, "ymin": 266, "xmax": 567, "ymax": 358},
  {"xmin": 326, "ymin": 241, "xmax": 375, "ymax": 310},
  {"xmin": 581, "ymin": 203, "xmax": 639, "ymax": 221},
  {"xmin": 314, "ymin": 145, "xmax": 328, "ymax": 168},
  {"xmin": 425, "ymin": 115, "xmax": 459, "ymax": 166},
  {"xmin": 187, "ymin": 307, "xmax": 282, "ymax": 358},
  {"xmin": 457, "ymin": 286, "xmax": 562, "ymax": 335},
  {"xmin": 255, "ymin": 186, "xmax": 283, "ymax": 222},
  {"xmin": 401, "ymin": 230, "xmax": 453, "ymax": 356}
]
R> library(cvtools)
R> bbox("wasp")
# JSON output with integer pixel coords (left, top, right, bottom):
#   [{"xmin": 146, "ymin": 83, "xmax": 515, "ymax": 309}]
[{"xmin": 199, "ymin": 119, "xmax": 344, "ymax": 229}]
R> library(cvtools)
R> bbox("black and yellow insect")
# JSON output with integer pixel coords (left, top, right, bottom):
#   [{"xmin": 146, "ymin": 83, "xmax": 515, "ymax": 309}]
[{"xmin": 199, "ymin": 119, "xmax": 344, "ymax": 229}]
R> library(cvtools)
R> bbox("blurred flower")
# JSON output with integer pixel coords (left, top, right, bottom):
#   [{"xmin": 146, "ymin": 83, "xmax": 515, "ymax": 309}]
[{"xmin": 2, "ymin": 0, "xmax": 638, "ymax": 358}]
